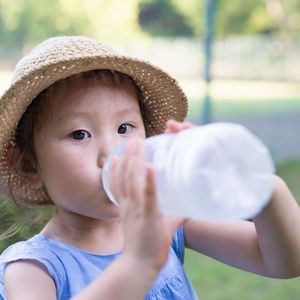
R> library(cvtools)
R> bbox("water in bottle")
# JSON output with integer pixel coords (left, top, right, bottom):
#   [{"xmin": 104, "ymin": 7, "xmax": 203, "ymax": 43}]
[{"xmin": 102, "ymin": 122, "xmax": 275, "ymax": 221}]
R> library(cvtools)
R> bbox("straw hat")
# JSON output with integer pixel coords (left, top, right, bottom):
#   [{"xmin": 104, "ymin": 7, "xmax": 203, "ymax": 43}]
[{"xmin": 0, "ymin": 36, "xmax": 188, "ymax": 205}]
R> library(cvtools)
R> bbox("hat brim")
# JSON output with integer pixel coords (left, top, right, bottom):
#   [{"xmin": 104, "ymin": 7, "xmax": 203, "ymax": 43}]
[{"xmin": 0, "ymin": 53, "xmax": 188, "ymax": 205}]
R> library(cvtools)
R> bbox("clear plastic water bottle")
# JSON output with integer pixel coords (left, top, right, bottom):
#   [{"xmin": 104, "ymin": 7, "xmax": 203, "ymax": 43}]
[{"xmin": 102, "ymin": 123, "xmax": 275, "ymax": 221}]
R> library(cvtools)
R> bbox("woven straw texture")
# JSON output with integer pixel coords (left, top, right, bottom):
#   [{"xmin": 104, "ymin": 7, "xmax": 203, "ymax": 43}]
[{"xmin": 0, "ymin": 36, "xmax": 188, "ymax": 205}]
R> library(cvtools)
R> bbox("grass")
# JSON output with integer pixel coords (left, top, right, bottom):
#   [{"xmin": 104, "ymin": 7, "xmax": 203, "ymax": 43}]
[
  {"xmin": 185, "ymin": 249, "xmax": 300, "ymax": 300},
  {"xmin": 184, "ymin": 157, "xmax": 300, "ymax": 300}
]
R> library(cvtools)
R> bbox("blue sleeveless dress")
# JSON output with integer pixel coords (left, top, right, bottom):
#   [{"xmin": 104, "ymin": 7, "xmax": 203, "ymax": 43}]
[{"xmin": 0, "ymin": 227, "xmax": 198, "ymax": 299}]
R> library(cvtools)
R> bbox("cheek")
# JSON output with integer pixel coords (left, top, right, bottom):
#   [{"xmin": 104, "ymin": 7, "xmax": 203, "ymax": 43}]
[{"xmin": 36, "ymin": 144, "xmax": 97, "ymax": 189}]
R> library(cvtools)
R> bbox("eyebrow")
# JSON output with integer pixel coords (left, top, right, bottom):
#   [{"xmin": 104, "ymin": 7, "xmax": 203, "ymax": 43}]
[
  {"xmin": 57, "ymin": 108, "xmax": 142, "ymax": 123},
  {"xmin": 116, "ymin": 107, "xmax": 141, "ymax": 117},
  {"xmin": 57, "ymin": 111, "xmax": 95, "ymax": 124}
]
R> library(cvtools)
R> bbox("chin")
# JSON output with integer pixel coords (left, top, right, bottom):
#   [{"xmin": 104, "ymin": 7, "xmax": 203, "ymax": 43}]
[{"xmin": 89, "ymin": 205, "xmax": 120, "ymax": 220}]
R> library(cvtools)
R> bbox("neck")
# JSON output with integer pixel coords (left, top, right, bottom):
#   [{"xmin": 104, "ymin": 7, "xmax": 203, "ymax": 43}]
[{"xmin": 41, "ymin": 212, "xmax": 124, "ymax": 254}]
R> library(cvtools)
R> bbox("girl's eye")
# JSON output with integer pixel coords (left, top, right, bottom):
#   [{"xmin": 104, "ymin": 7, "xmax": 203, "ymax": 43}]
[
  {"xmin": 118, "ymin": 123, "xmax": 133, "ymax": 134},
  {"xmin": 70, "ymin": 130, "xmax": 91, "ymax": 140}
]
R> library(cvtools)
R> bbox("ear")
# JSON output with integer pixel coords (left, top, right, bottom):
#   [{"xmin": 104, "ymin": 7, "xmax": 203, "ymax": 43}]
[
  {"xmin": 22, "ymin": 170, "xmax": 43, "ymax": 190},
  {"xmin": 6, "ymin": 146, "xmax": 43, "ymax": 190}
]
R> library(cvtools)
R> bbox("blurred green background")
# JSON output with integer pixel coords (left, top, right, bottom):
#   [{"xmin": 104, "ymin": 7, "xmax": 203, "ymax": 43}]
[{"xmin": 0, "ymin": 0, "xmax": 300, "ymax": 299}]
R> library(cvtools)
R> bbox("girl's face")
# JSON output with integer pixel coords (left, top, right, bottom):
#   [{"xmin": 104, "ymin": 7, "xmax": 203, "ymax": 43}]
[{"xmin": 32, "ymin": 82, "xmax": 146, "ymax": 220}]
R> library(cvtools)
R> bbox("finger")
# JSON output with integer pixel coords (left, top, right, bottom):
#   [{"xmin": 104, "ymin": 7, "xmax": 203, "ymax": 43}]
[
  {"xmin": 144, "ymin": 164, "xmax": 160, "ymax": 215},
  {"xmin": 109, "ymin": 140, "xmax": 138, "ymax": 205},
  {"xmin": 164, "ymin": 119, "xmax": 180, "ymax": 133},
  {"xmin": 124, "ymin": 139, "xmax": 145, "ymax": 206},
  {"xmin": 164, "ymin": 119, "xmax": 195, "ymax": 133}
]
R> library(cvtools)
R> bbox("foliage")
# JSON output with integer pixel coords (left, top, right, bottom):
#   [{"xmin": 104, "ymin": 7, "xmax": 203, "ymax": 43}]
[
  {"xmin": 0, "ymin": 197, "xmax": 54, "ymax": 253},
  {"xmin": 215, "ymin": 0, "xmax": 300, "ymax": 36},
  {"xmin": 61, "ymin": 0, "xmax": 143, "ymax": 42},
  {"xmin": 0, "ymin": 0, "xmax": 90, "ymax": 61},
  {"xmin": 171, "ymin": 0, "xmax": 204, "ymax": 36},
  {"xmin": 215, "ymin": 0, "xmax": 269, "ymax": 36},
  {"xmin": 138, "ymin": 0, "xmax": 300, "ymax": 37},
  {"xmin": 138, "ymin": 0, "xmax": 194, "ymax": 37},
  {"xmin": 0, "ymin": 0, "xmax": 300, "ymax": 63},
  {"xmin": 0, "ymin": 0, "xmax": 145, "ymax": 66}
]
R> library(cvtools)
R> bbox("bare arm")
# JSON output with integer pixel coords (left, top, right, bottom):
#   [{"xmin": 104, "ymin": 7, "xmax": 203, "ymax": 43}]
[
  {"xmin": 165, "ymin": 120, "xmax": 300, "ymax": 278},
  {"xmin": 253, "ymin": 175, "xmax": 300, "ymax": 277},
  {"xmin": 184, "ymin": 175, "xmax": 300, "ymax": 278}
]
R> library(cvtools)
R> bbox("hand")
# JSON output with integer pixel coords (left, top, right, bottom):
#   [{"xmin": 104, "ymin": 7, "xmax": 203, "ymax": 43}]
[
  {"xmin": 109, "ymin": 138, "xmax": 185, "ymax": 272},
  {"xmin": 164, "ymin": 119, "xmax": 195, "ymax": 134}
]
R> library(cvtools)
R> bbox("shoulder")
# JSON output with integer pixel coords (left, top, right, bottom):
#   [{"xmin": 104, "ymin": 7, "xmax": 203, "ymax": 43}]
[
  {"xmin": 4, "ymin": 259, "xmax": 57, "ymax": 299},
  {"xmin": 0, "ymin": 235, "xmax": 66, "ymax": 299},
  {"xmin": 1, "ymin": 235, "xmax": 63, "ymax": 274}
]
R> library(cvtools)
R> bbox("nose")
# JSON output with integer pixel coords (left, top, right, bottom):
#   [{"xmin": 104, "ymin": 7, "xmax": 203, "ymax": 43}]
[
  {"xmin": 97, "ymin": 156, "xmax": 107, "ymax": 169},
  {"xmin": 97, "ymin": 135, "xmax": 120, "ymax": 169}
]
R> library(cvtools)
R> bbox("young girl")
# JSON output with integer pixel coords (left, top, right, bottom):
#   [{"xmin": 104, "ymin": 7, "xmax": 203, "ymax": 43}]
[{"xmin": 0, "ymin": 36, "xmax": 300, "ymax": 300}]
